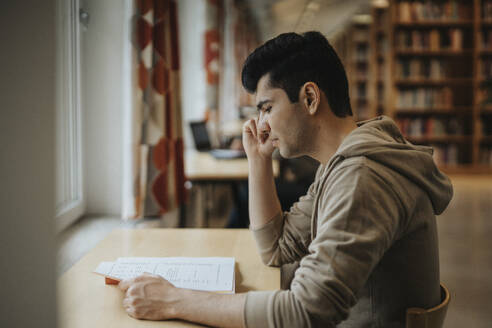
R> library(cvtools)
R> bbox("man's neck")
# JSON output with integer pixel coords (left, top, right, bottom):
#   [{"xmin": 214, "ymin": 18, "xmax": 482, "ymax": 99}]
[{"xmin": 309, "ymin": 115, "xmax": 358, "ymax": 164}]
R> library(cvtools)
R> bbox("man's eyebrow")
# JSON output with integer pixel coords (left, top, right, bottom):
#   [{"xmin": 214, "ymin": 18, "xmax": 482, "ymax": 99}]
[{"xmin": 256, "ymin": 99, "xmax": 272, "ymax": 111}]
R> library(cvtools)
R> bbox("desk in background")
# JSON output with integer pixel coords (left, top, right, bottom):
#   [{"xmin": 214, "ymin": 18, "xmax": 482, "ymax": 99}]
[
  {"xmin": 58, "ymin": 228, "xmax": 280, "ymax": 328},
  {"xmin": 185, "ymin": 149, "xmax": 279, "ymax": 181},
  {"xmin": 183, "ymin": 150, "xmax": 279, "ymax": 227}
]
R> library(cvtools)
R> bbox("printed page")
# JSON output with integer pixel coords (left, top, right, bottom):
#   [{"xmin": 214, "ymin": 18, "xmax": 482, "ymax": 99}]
[{"xmin": 94, "ymin": 257, "xmax": 235, "ymax": 293}]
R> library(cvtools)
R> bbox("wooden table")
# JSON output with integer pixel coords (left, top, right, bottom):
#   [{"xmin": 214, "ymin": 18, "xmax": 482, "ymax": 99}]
[
  {"xmin": 185, "ymin": 149, "xmax": 279, "ymax": 181},
  {"xmin": 183, "ymin": 150, "xmax": 280, "ymax": 227},
  {"xmin": 58, "ymin": 229, "xmax": 280, "ymax": 327}
]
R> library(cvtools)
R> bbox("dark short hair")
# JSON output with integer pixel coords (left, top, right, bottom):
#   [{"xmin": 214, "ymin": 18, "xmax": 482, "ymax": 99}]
[{"xmin": 241, "ymin": 31, "xmax": 352, "ymax": 117}]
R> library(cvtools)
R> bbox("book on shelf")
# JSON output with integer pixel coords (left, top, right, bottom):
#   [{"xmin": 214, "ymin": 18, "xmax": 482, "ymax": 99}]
[
  {"xmin": 431, "ymin": 144, "xmax": 459, "ymax": 166},
  {"xmin": 377, "ymin": 85, "xmax": 385, "ymax": 100},
  {"xmin": 356, "ymin": 83, "xmax": 367, "ymax": 98},
  {"xmin": 396, "ymin": 118, "xmax": 460, "ymax": 165},
  {"xmin": 396, "ymin": 58, "xmax": 446, "ymax": 79},
  {"xmin": 479, "ymin": 146, "xmax": 492, "ymax": 165},
  {"xmin": 352, "ymin": 28, "xmax": 370, "ymax": 42},
  {"xmin": 396, "ymin": 117, "xmax": 464, "ymax": 138},
  {"xmin": 398, "ymin": 0, "xmax": 472, "ymax": 22},
  {"xmin": 483, "ymin": 0, "xmax": 492, "ymax": 20},
  {"xmin": 477, "ymin": 77, "xmax": 492, "ymax": 106},
  {"xmin": 396, "ymin": 29, "xmax": 464, "ymax": 51},
  {"xmin": 397, "ymin": 87, "xmax": 453, "ymax": 110},
  {"xmin": 430, "ymin": 29, "xmax": 440, "ymax": 51},
  {"xmin": 397, "ymin": 117, "xmax": 460, "ymax": 165},
  {"xmin": 356, "ymin": 63, "xmax": 369, "ymax": 78},
  {"xmin": 376, "ymin": 37, "xmax": 388, "ymax": 53},
  {"xmin": 354, "ymin": 44, "xmax": 369, "ymax": 62},
  {"xmin": 482, "ymin": 29, "xmax": 492, "ymax": 50},
  {"xmin": 478, "ymin": 59, "xmax": 492, "ymax": 79},
  {"xmin": 449, "ymin": 28, "xmax": 463, "ymax": 51},
  {"xmin": 377, "ymin": 64, "xmax": 386, "ymax": 80}
]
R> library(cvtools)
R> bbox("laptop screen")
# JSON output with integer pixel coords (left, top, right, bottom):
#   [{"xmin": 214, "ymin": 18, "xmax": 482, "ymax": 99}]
[{"xmin": 189, "ymin": 121, "xmax": 212, "ymax": 151}]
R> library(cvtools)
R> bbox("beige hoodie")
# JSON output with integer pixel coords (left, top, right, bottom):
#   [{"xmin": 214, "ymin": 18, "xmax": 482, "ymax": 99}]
[{"xmin": 244, "ymin": 116, "xmax": 453, "ymax": 328}]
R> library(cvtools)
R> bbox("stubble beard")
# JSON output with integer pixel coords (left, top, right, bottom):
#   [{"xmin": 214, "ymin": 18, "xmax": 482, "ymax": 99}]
[{"xmin": 279, "ymin": 111, "xmax": 315, "ymax": 159}]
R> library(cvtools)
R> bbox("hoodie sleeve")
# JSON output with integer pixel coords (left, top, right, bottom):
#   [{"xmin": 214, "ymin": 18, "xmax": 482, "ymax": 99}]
[
  {"xmin": 244, "ymin": 161, "xmax": 404, "ymax": 327},
  {"xmin": 249, "ymin": 166, "xmax": 324, "ymax": 267}
]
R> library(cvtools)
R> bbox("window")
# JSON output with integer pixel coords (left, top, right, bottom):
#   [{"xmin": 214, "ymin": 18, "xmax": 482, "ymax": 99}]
[{"xmin": 55, "ymin": 0, "xmax": 84, "ymax": 232}]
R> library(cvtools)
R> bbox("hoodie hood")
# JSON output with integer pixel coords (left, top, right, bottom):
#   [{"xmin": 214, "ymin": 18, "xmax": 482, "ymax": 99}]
[{"xmin": 328, "ymin": 116, "xmax": 453, "ymax": 215}]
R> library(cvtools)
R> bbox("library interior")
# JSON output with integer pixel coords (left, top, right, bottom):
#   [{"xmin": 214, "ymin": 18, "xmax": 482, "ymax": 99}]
[{"xmin": 2, "ymin": 1, "xmax": 492, "ymax": 328}]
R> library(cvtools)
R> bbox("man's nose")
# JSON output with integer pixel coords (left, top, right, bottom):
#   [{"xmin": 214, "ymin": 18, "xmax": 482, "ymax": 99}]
[{"xmin": 258, "ymin": 114, "xmax": 271, "ymax": 134}]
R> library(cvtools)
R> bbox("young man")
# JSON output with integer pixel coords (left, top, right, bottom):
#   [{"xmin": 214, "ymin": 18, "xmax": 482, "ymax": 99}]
[{"xmin": 119, "ymin": 31, "xmax": 453, "ymax": 327}]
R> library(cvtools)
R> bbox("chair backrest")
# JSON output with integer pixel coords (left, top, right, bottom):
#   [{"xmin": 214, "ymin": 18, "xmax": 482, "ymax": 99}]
[{"xmin": 406, "ymin": 284, "xmax": 451, "ymax": 328}]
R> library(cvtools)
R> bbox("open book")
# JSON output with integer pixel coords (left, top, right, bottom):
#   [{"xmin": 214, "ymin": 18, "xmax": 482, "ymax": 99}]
[{"xmin": 94, "ymin": 257, "xmax": 235, "ymax": 294}]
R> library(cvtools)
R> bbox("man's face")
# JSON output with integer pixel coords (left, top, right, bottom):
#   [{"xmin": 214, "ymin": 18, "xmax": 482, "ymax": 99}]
[{"xmin": 255, "ymin": 75, "xmax": 312, "ymax": 158}]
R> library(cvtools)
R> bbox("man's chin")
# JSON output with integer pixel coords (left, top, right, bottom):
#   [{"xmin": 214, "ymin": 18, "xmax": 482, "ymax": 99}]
[{"xmin": 278, "ymin": 147, "xmax": 299, "ymax": 159}]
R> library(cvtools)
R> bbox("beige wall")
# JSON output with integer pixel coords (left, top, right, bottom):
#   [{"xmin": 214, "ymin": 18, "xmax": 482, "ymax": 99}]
[{"xmin": 0, "ymin": 1, "xmax": 57, "ymax": 327}]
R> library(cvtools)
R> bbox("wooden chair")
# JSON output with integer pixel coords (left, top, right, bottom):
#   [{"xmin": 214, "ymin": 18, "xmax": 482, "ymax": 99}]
[{"xmin": 406, "ymin": 284, "xmax": 451, "ymax": 328}]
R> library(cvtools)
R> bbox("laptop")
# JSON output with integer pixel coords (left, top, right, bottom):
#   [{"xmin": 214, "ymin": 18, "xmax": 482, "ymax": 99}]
[{"xmin": 189, "ymin": 121, "xmax": 246, "ymax": 159}]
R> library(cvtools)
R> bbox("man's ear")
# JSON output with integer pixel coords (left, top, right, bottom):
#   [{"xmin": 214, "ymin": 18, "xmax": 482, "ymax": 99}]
[{"xmin": 301, "ymin": 82, "xmax": 320, "ymax": 115}]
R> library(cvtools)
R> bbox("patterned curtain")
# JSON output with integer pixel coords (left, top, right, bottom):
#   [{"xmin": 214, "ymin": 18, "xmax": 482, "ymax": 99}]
[{"xmin": 126, "ymin": 0, "xmax": 185, "ymax": 219}]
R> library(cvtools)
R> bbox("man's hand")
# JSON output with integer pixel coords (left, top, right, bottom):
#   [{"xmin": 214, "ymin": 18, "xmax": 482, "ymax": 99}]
[
  {"xmin": 242, "ymin": 118, "xmax": 275, "ymax": 159},
  {"xmin": 119, "ymin": 273, "xmax": 247, "ymax": 327},
  {"xmin": 243, "ymin": 117, "xmax": 283, "ymax": 229},
  {"xmin": 119, "ymin": 273, "xmax": 179, "ymax": 320}
]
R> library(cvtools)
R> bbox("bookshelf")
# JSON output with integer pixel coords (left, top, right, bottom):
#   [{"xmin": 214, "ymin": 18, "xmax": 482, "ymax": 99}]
[
  {"xmin": 387, "ymin": 0, "xmax": 492, "ymax": 173},
  {"xmin": 479, "ymin": 0, "xmax": 492, "ymax": 167},
  {"xmin": 348, "ymin": 15, "xmax": 373, "ymax": 121},
  {"xmin": 370, "ymin": 3, "xmax": 390, "ymax": 117}
]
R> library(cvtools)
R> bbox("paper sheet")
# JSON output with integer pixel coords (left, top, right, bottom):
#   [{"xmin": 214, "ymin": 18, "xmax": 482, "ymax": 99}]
[{"xmin": 94, "ymin": 257, "xmax": 235, "ymax": 293}]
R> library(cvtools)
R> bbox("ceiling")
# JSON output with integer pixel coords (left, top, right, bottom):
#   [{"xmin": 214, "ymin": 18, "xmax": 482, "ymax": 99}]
[{"xmin": 247, "ymin": 0, "xmax": 372, "ymax": 42}]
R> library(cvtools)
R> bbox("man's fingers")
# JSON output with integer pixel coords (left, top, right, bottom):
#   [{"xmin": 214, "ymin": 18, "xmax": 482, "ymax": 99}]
[
  {"xmin": 259, "ymin": 130, "xmax": 270, "ymax": 144},
  {"xmin": 125, "ymin": 305, "xmax": 138, "ymax": 318},
  {"xmin": 119, "ymin": 278, "xmax": 133, "ymax": 291},
  {"xmin": 135, "ymin": 272, "xmax": 162, "ymax": 282},
  {"xmin": 243, "ymin": 119, "xmax": 258, "ymax": 139},
  {"xmin": 255, "ymin": 118, "xmax": 262, "ymax": 140},
  {"xmin": 134, "ymin": 274, "xmax": 149, "ymax": 282},
  {"xmin": 120, "ymin": 272, "xmax": 164, "ymax": 292},
  {"xmin": 243, "ymin": 120, "xmax": 253, "ymax": 133},
  {"xmin": 260, "ymin": 137, "xmax": 275, "ymax": 154},
  {"xmin": 255, "ymin": 118, "xmax": 271, "ymax": 144},
  {"xmin": 123, "ymin": 297, "xmax": 132, "ymax": 308}
]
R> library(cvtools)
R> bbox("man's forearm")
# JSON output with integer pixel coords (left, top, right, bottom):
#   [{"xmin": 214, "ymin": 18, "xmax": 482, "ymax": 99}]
[
  {"xmin": 248, "ymin": 156, "xmax": 282, "ymax": 229},
  {"xmin": 173, "ymin": 289, "xmax": 247, "ymax": 328}
]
